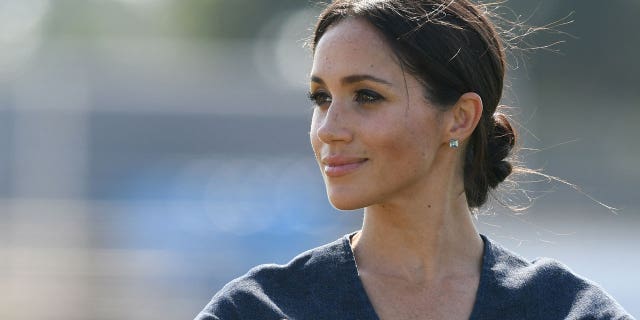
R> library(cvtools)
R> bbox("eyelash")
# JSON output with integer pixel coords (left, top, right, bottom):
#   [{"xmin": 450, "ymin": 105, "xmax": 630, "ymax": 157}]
[
  {"xmin": 308, "ymin": 91, "xmax": 332, "ymax": 107},
  {"xmin": 307, "ymin": 89, "xmax": 384, "ymax": 108},
  {"xmin": 354, "ymin": 89, "xmax": 383, "ymax": 104}
]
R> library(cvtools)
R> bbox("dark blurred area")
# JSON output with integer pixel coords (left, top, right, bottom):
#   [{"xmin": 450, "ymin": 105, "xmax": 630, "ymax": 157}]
[{"xmin": 0, "ymin": 1, "xmax": 638, "ymax": 319}]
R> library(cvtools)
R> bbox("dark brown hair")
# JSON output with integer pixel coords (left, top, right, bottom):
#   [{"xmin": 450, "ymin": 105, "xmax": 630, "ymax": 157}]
[{"xmin": 311, "ymin": 0, "xmax": 517, "ymax": 208}]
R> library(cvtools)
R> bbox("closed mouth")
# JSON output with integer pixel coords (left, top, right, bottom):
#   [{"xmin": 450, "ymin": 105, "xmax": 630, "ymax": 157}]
[{"xmin": 322, "ymin": 157, "xmax": 368, "ymax": 177}]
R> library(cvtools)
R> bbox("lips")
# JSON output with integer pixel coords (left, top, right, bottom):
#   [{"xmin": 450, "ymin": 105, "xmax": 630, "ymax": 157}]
[{"xmin": 321, "ymin": 156, "xmax": 368, "ymax": 177}]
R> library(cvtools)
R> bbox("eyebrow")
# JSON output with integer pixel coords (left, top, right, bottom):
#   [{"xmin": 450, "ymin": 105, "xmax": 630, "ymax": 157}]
[{"xmin": 310, "ymin": 74, "xmax": 393, "ymax": 87}]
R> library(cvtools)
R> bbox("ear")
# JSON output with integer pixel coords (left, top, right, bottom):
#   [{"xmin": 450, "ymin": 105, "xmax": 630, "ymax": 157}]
[{"xmin": 446, "ymin": 92, "xmax": 483, "ymax": 143}]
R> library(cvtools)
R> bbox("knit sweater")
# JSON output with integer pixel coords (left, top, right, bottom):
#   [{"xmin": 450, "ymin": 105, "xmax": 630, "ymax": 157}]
[{"xmin": 195, "ymin": 233, "xmax": 633, "ymax": 320}]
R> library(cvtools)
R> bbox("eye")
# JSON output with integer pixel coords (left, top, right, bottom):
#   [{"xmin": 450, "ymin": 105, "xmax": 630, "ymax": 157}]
[
  {"xmin": 354, "ymin": 89, "xmax": 384, "ymax": 104},
  {"xmin": 308, "ymin": 91, "xmax": 332, "ymax": 107}
]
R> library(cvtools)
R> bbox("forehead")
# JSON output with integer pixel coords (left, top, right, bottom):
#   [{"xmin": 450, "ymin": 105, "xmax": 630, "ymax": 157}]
[{"xmin": 311, "ymin": 18, "xmax": 400, "ymax": 79}]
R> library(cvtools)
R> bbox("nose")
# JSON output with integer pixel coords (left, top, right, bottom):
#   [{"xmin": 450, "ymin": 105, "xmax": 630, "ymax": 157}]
[{"xmin": 314, "ymin": 102, "xmax": 353, "ymax": 144}]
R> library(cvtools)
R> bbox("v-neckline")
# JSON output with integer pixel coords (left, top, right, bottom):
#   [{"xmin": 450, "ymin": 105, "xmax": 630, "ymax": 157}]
[{"xmin": 339, "ymin": 232, "xmax": 492, "ymax": 320}]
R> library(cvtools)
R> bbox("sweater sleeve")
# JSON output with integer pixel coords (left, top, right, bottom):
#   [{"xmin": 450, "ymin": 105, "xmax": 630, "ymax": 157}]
[
  {"xmin": 193, "ymin": 234, "xmax": 379, "ymax": 320},
  {"xmin": 474, "ymin": 236, "xmax": 635, "ymax": 320},
  {"xmin": 193, "ymin": 264, "xmax": 292, "ymax": 320},
  {"xmin": 532, "ymin": 258, "xmax": 634, "ymax": 320},
  {"xmin": 194, "ymin": 286, "xmax": 241, "ymax": 320}
]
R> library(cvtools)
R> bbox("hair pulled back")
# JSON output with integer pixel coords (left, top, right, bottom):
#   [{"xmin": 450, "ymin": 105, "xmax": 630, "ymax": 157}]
[{"xmin": 311, "ymin": 0, "xmax": 518, "ymax": 208}]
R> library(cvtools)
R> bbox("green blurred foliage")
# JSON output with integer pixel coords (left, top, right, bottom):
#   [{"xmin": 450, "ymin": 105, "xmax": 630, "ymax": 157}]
[
  {"xmin": 40, "ymin": 0, "xmax": 309, "ymax": 38},
  {"xmin": 172, "ymin": 0, "xmax": 308, "ymax": 38}
]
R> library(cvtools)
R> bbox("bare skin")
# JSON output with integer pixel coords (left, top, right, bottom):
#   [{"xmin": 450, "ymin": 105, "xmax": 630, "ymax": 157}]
[
  {"xmin": 310, "ymin": 18, "xmax": 485, "ymax": 320},
  {"xmin": 351, "ymin": 193, "xmax": 483, "ymax": 319}
]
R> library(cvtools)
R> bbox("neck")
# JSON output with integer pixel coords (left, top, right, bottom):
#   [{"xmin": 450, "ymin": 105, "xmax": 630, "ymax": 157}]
[{"xmin": 351, "ymin": 182, "xmax": 483, "ymax": 285}]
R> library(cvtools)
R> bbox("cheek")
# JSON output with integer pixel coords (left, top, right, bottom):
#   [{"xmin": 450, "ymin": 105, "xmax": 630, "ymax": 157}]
[{"xmin": 373, "ymin": 116, "xmax": 438, "ymax": 166}]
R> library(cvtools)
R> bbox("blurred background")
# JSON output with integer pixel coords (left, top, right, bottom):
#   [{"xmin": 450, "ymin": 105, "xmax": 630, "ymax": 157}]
[{"xmin": 0, "ymin": 0, "xmax": 638, "ymax": 319}]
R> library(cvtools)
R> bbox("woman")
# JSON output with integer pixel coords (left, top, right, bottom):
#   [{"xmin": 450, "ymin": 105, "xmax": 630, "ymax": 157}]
[{"xmin": 196, "ymin": 0, "xmax": 632, "ymax": 319}]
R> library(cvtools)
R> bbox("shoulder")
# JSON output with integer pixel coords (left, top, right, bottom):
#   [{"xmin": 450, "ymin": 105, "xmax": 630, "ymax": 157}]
[
  {"xmin": 477, "ymin": 235, "xmax": 633, "ymax": 319},
  {"xmin": 194, "ymin": 235, "xmax": 352, "ymax": 320}
]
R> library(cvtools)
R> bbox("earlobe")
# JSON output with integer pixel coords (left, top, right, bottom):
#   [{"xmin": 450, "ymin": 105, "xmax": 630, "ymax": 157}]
[{"xmin": 448, "ymin": 92, "xmax": 483, "ymax": 142}]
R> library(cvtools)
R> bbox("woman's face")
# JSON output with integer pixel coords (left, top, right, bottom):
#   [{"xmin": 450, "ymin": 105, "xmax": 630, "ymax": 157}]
[{"xmin": 309, "ymin": 18, "xmax": 450, "ymax": 210}]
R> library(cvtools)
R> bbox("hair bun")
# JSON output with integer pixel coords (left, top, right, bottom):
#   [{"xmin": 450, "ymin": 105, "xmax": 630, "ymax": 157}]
[{"xmin": 487, "ymin": 113, "xmax": 516, "ymax": 187}]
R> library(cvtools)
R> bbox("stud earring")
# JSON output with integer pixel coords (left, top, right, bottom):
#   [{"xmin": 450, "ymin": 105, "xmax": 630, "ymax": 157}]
[{"xmin": 449, "ymin": 139, "xmax": 459, "ymax": 149}]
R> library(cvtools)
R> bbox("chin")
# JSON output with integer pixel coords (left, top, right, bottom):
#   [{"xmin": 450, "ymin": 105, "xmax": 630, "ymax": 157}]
[{"xmin": 326, "ymin": 191, "xmax": 369, "ymax": 211}]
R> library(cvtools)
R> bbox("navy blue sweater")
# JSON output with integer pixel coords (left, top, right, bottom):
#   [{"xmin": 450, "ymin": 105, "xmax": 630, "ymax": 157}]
[{"xmin": 195, "ymin": 234, "xmax": 633, "ymax": 319}]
